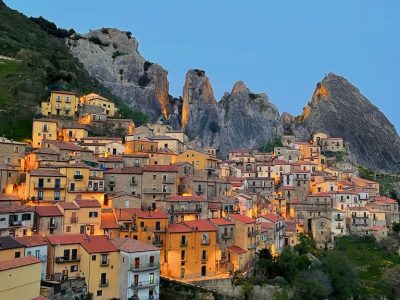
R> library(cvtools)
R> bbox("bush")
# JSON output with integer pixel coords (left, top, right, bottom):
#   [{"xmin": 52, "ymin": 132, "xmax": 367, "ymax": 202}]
[
  {"xmin": 30, "ymin": 16, "xmax": 75, "ymax": 38},
  {"xmin": 112, "ymin": 51, "xmax": 127, "ymax": 59},
  {"xmin": 259, "ymin": 137, "xmax": 283, "ymax": 152},
  {"xmin": 143, "ymin": 61, "xmax": 153, "ymax": 71},
  {"xmin": 249, "ymin": 93, "xmax": 259, "ymax": 100},
  {"xmin": 88, "ymin": 36, "xmax": 109, "ymax": 47},
  {"xmin": 138, "ymin": 74, "xmax": 151, "ymax": 87},
  {"xmin": 208, "ymin": 121, "xmax": 220, "ymax": 133}
]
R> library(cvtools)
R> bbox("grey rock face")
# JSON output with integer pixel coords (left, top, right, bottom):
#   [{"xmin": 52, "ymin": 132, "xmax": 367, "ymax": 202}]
[
  {"xmin": 67, "ymin": 28, "xmax": 169, "ymax": 121},
  {"xmin": 182, "ymin": 70, "xmax": 283, "ymax": 157},
  {"xmin": 299, "ymin": 73, "xmax": 400, "ymax": 172}
]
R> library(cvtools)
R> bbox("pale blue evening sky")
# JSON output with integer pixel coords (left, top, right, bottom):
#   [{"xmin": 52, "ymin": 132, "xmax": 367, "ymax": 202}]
[{"xmin": 5, "ymin": 0, "xmax": 400, "ymax": 131}]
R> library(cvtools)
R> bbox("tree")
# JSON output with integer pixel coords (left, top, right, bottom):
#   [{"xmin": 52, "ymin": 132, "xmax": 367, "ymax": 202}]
[
  {"xmin": 383, "ymin": 265, "xmax": 400, "ymax": 299},
  {"xmin": 323, "ymin": 252, "xmax": 358, "ymax": 299},
  {"xmin": 259, "ymin": 138, "xmax": 283, "ymax": 153},
  {"xmin": 256, "ymin": 248, "xmax": 278, "ymax": 278},
  {"xmin": 293, "ymin": 233, "xmax": 318, "ymax": 256},
  {"xmin": 293, "ymin": 275, "xmax": 331, "ymax": 300},
  {"xmin": 277, "ymin": 248, "xmax": 310, "ymax": 282}
]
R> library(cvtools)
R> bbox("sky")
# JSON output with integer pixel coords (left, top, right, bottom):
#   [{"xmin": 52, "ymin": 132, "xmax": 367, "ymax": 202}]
[{"xmin": 5, "ymin": 0, "xmax": 400, "ymax": 132}]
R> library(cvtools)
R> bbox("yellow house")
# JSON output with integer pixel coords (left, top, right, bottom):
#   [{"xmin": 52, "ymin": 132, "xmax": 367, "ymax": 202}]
[
  {"xmin": 60, "ymin": 125, "xmax": 89, "ymax": 142},
  {"xmin": 74, "ymin": 199, "xmax": 102, "ymax": 235},
  {"xmin": 0, "ymin": 256, "xmax": 42, "ymax": 300},
  {"xmin": 32, "ymin": 119, "xmax": 58, "ymax": 148},
  {"xmin": 0, "ymin": 236, "xmax": 25, "ymax": 261},
  {"xmin": 83, "ymin": 93, "xmax": 118, "ymax": 117},
  {"xmin": 41, "ymin": 91, "xmax": 78, "ymax": 117},
  {"xmin": 176, "ymin": 149, "xmax": 218, "ymax": 176},
  {"xmin": 79, "ymin": 235, "xmax": 120, "ymax": 299},
  {"xmin": 164, "ymin": 220, "xmax": 219, "ymax": 279},
  {"xmin": 25, "ymin": 169, "xmax": 67, "ymax": 202}
]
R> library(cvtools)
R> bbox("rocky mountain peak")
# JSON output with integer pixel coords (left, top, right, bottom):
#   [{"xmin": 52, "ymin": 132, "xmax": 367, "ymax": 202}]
[{"xmin": 231, "ymin": 80, "xmax": 248, "ymax": 95}]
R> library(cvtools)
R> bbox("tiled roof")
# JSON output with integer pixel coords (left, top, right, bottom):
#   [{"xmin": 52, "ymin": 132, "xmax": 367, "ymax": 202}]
[
  {"xmin": 75, "ymin": 199, "xmax": 101, "ymax": 208},
  {"xmin": 260, "ymin": 222, "xmax": 274, "ymax": 230},
  {"xmin": 209, "ymin": 218, "xmax": 234, "ymax": 226},
  {"xmin": 165, "ymin": 195, "xmax": 206, "ymax": 202},
  {"xmin": 367, "ymin": 225, "xmax": 386, "ymax": 231},
  {"xmin": 36, "ymin": 205, "xmax": 63, "ymax": 217},
  {"xmin": 32, "ymin": 148, "xmax": 58, "ymax": 155},
  {"xmin": 31, "ymin": 296, "xmax": 50, "ymax": 300},
  {"xmin": 57, "ymin": 202, "xmax": 78, "ymax": 210},
  {"xmin": 123, "ymin": 153, "xmax": 149, "ymax": 158},
  {"xmin": 29, "ymin": 169, "xmax": 64, "ymax": 177},
  {"xmin": 208, "ymin": 202, "xmax": 221, "ymax": 210},
  {"xmin": 143, "ymin": 165, "xmax": 178, "ymax": 172},
  {"xmin": 113, "ymin": 208, "xmax": 168, "ymax": 221},
  {"xmin": 47, "ymin": 234, "xmax": 87, "ymax": 245},
  {"xmin": 374, "ymin": 196, "xmax": 397, "ymax": 204},
  {"xmin": 80, "ymin": 235, "xmax": 118, "ymax": 253},
  {"xmin": 227, "ymin": 245, "xmax": 247, "ymax": 254},
  {"xmin": 0, "ymin": 193, "xmax": 21, "ymax": 202},
  {"xmin": 43, "ymin": 140, "xmax": 90, "ymax": 152},
  {"xmin": 15, "ymin": 235, "xmax": 48, "ymax": 247},
  {"xmin": 229, "ymin": 214, "xmax": 256, "ymax": 224},
  {"xmin": 0, "ymin": 236, "xmax": 24, "ymax": 250},
  {"xmin": 111, "ymin": 238, "xmax": 158, "ymax": 253},
  {"xmin": 104, "ymin": 167, "xmax": 143, "ymax": 174},
  {"xmin": 0, "ymin": 205, "xmax": 35, "ymax": 214},
  {"xmin": 0, "ymin": 256, "xmax": 41, "ymax": 272},
  {"xmin": 101, "ymin": 212, "xmax": 119, "ymax": 229},
  {"xmin": 135, "ymin": 209, "xmax": 168, "ymax": 219},
  {"xmin": 114, "ymin": 208, "xmax": 139, "ymax": 221},
  {"xmin": 167, "ymin": 223, "xmax": 193, "ymax": 233},
  {"xmin": 260, "ymin": 213, "xmax": 284, "ymax": 223},
  {"xmin": 183, "ymin": 220, "xmax": 217, "ymax": 232},
  {"xmin": 97, "ymin": 156, "xmax": 124, "ymax": 162},
  {"xmin": 308, "ymin": 192, "xmax": 331, "ymax": 197}
]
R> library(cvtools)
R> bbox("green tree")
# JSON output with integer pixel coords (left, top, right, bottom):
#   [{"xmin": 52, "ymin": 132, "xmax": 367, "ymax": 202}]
[
  {"xmin": 293, "ymin": 275, "xmax": 330, "ymax": 300},
  {"xmin": 323, "ymin": 252, "xmax": 358, "ymax": 299},
  {"xmin": 293, "ymin": 233, "xmax": 318, "ymax": 256},
  {"xmin": 259, "ymin": 138, "xmax": 283, "ymax": 153}
]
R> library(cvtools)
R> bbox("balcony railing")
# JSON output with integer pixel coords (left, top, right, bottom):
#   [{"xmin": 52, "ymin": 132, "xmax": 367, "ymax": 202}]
[
  {"xmin": 162, "ymin": 178, "xmax": 175, "ymax": 184},
  {"xmin": 34, "ymin": 184, "xmax": 63, "ymax": 190},
  {"xmin": 130, "ymin": 262, "xmax": 160, "ymax": 271},
  {"xmin": 48, "ymin": 222, "xmax": 58, "ymax": 229},
  {"xmin": 109, "ymin": 181, "xmax": 115, "ymax": 186},
  {"xmin": 120, "ymin": 225, "xmax": 137, "ymax": 232},
  {"xmin": 221, "ymin": 233, "xmax": 231, "ymax": 239},
  {"xmin": 100, "ymin": 258, "xmax": 109, "ymax": 267},
  {"xmin": 247, "ymin": 230, "xmax": 260, "ymax": 237},
  {"xmin": 99, "ymin": 279, "xmax": 109, "ymax": 287},
  {"xmin": 334, "ymin": 216, "xmax": 344, "ymax": 221},
  {"xmin": 143, "ymin": 188, "xmax": 170, "ymax": 194},
  {"xmin": 55, "ymin": 255, "xmax": 81, "ymax": 263},
  {"xmin": 180, "ymin": 241, "xmax": 188, "ymax": 247},
  {"xmin": 70, "ymin": 217, "xmax": 78, "ymax": 223},
  {"xmin": 201, "ymin": 239, "xmax": 211, "ymax": 245},
  {"xmin": 9, "ymin": 220, "xmax": 22, "ymax": 227},
  {"xmin": 152, "ymin": 240, "xmax": 163, "ymax": 247},
  {"xmin": 168, "ymin": 207, "xmax": 202, "ymax": 214},
  {"xmin": 201, "ymin": 256, "xmax": 208, "ymax": 262},
  {"xmin": 87, "ymin": 186, "xmax": 104, "ymax": 192},
  {"xmin": 74, "ymin": 174, "xmax": 83, "ymax": 180},
  {"xmin": 131, "ymin": 280, "xmax": 159, "ymax": 290},
  {"xmin": 153, "ymin": 227, "xmax": 166, "ymax": 233},
  {"xmin": 130, "ymin": 181, "xmax": 137, "ymax": 186}
]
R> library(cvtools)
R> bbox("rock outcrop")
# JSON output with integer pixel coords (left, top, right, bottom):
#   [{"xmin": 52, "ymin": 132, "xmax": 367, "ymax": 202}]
[
  {"xmin": 298, "ymin": 73, "xmax": 400, "ymax": 172},
  {"xmin": 67, "ymin": 28, "xmax": 169, "ymax": 121},
  {"xmin": 182, "ymin": 70, "xmax": 283, "ymax": 156}
]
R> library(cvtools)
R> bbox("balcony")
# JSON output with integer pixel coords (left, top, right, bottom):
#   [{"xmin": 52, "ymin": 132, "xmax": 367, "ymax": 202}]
[
  {"xmin": 247, "ymin": 230, "xmax": 260, "ymax": 237},
  {"xmin": 162, "ymin": 178, "xmax": 175, "ymax": 184},
  {"xmin": 9, "ymin": 220, "xmax": 22, "ymax": 227},
  {"xmin": 48, "ymin": 222, "xmax": 58, "ymax": 229},
  {"xmin": 336, "ymin": 225, "xmax": 344, "ymax": 229},
  {"xmin": 247, "ymin": 243, "xmax": 257, "ymax": 250},
  {"xmin": 334, "ymin": 216, "xmax": 344, "ymax": 221},
  {"xmin": 34, "ymin": 184, "xmax": 63, "ymax": 190},
  {"xmin": 152, "ymin": 240, "xmax": 163, "ymax": 247},
  {"xmin": 130, "ymin": 262, "xmax": 160, "ymax": 272},
  {"xmin": 130, "ymin": 181, "xmax": 137, "ymax": 186},
  {"xmin": 87, "ymin": 186, "xmax": 104, "ymax": 192},
  {"xmin": 99, "ymin": 279, "xmax": 109, "ymax": 287},
  {"xmin": 70, "ymin": 217, "xmax": 78, "ymax": 223},
  {"xmin": 74, "ymin": 174, "xmax": 83, "ymax": 180},
  {"xmin": 180, "ymin": 241, "xmax": 188, "ymax": 247},
  {"xmin": 55, "ymin": 255, "xmax": 81, "ymax": 263},
  {"xmin": 201, "ymin": 239, "xmax": 211, "ymax": 245},
  {"xmin": 143, "ymin": 188, "xmax": 170, "ymax": 194},
  {"xmin": 131, "ymin": 280, "xmax": 159, "ymax": 290},
  {"xmin": 352, "ymin": 215, "xmax": 368, "ymax": 219},
  {"xmin": 120, "ymin": 225, "xmax": 137, "ymax": 232},
  {"xmin": 221, "ymin": 233, "xmax": 231, "ymax": 239},
  {"xmin": 201, "ymin": 256, "xmax": 208, "ymax": 263},
  {"xmin": 153, "ymin": 227, "xmax": 166, "ymax": 233},
  {"xmin": 100, "ymin": 258, "xmax": 109, "ymax": 267},
  {"xmin": 109, "ymin": 181, "xmax": 115, "ymax": 186},
  {"xmin": 168, "ymin": 207, "xmax": 202, "ymax": 214}
]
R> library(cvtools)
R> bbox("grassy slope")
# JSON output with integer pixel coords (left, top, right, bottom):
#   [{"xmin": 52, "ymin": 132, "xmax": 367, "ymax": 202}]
[
  {"xmin": 334, "ymin": 236, "xmax": 400, "ymax": 298},
  {"xmin": 0, "ymin": 1, "xmax": 146, "ymax": 140}
]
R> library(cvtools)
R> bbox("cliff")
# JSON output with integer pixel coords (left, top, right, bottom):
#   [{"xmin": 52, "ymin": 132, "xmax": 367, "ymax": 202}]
[
  {"xmin": 298, "ymin": 73, "xmax": 400, "ymax": 172},
  {"xmin": 67, "ymin": 28, "xmax": 169, "ymax": 121}
]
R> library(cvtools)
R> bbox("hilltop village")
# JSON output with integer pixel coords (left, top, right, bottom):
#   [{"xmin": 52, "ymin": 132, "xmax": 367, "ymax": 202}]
[{"xmin": 0, "ymin": 91, "xmax": 398, "ymax": 300}]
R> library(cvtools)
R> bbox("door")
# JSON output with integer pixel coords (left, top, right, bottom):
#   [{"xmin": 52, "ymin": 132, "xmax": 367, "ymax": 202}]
[
  {"xmin": 63, "ymin": 249, "xmax": 70, "ymax": 260},
  {"xmin": 71, "ymin": 249, "xmax": 77, "ymax": 260},
  {"xmin": 38, "ymin": 178, "xmax": 44, "ymax": 188},
  {"xmin": 201, "ymin": 265, "xmax": 206, "ymax": 277},
  {"xmin": 134, "ymin": 274, "xmax": 139, "ymax": 286}
]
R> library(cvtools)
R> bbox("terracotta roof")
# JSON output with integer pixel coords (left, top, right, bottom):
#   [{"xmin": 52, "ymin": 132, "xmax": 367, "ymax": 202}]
[
  {"xmin": 227, "ymin": 245, "xmax": 247, "ymax": 254},
  {"xmin": 97, "ymin": 156, "xmax": 124, "ymax": 162},
  {"xmin": 260, "ymin": 213, "xmax": 284, "ymax": 223},
  {"xmin": 32, "ymin": 148, "xmax": 58, "ymax": 155},
  {"xmin": 101, "ymin": 212, "xmax": 119, "ymax": 229},
  {"xmin": 0, "ymin": 236, "xmax": 24, "ymax": 250},
  {"xmin": 31, "ymin": 296, "xmax": 50, "ymax": 300},
  {"xmin": 113, "ymin": 208, "xmax": 168, "ymax": 220},
  {"xmin": 183, "ymin": 220, "xmax": 217, "ymax": 232},
  {"xmin": 143, "ymin": 165, "xmax": 178, "ymax": 172},
  {"xmin": 0, "ymin": 205, "xmax": 35, "ymax": 214},
  {"xmin": 36, "ymin": 205, "xmax": 63, "ymax": 217},
  {"xmin": 29, "ymin": 169, "xmax": 64, "ymax": 177},
  {"xmin": 166, "ymin": 195, "xmax": 206, "ymax": 202},
  {"xmin": 104, "ymin": 167, "xmax": 143, "ymax": 174},
  {"xmin": 123, "ymin": 153, "xmax": 149, "ymax": 158},
  {"xmin": 167, "ymin": 223, "xmax": 193, "ymax": 233},
  {"xmin": 273, "ymin": 159, "xmax": 289, "ymax": 165},
  {"xmin": 51, "ymin": 90, "xmax": 75, "ymax": 95},
  {"xmin": 75, "ymin": 199, "xmax": 101, "ymax": 208},
  {"xmin": 15, "ymin": 235, "xmax": 48, "ymax": 247},
  {"xmin": 80, "ymin": 235, "xmax": 118, "ymax": 253},
  {"xmin": 367, "ymin": 225, "xmax": 386, "ymax": 231},
  {"xmin": 260, "ymin": 222, "xmax": 274, "ymax": 230},
  {"xmin": 0, "ymin": 194, "xmax": 21, "ymax": 202},
  {"xmin": 43, "ymin": 140, "xmax": 90, "ymax": 152},
  {"xmin": 209, "ymin": 218, "xmax": 234, "ymax": 226},
  {"xmin": 0, "ymin": 256, "xmax": 41, "ymax": 272},
  {"xmin": 114, "ymin": 208, "xmax": 139, "ymax": 221},
  {"xmin": 208, "ymin": 202, "xmax": 222, "ymax": 210},
  {"xmin": 33, "ymin": 118, "xmax": 59, "ymax": 123},
  {"xmin": 135, "ymin": 209, "xmax": 168, "ymax": 219},
  {"xmin": 229, "ymin": 214, "xmax": 256, "ymax": 224},
  {"xmin": 111, "ymin": 238, "xmax": 158, "ymax": 253},
  {"xmin": 83, "ymin": 136, "xmax": 121, "ymax": 141},
  {"xmin": 47, "ymin": 234, "xmax": 87, "ymax": 245},
  {"xmin": 308, "ymin": 192, "xmax": 331, "ymax": 197},
  {"xmin": 57, "ymin": 202, "xmax": 78, "ymax": 210},
  {"xmin": 374, "ymin": 196, "xmax": 397, "ymax": 204}
]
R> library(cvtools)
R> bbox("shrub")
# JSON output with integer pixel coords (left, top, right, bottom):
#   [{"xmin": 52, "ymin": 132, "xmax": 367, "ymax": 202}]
[
  {"xmin": 208, "ymin": 121, "xmax": 220, "ymax": 133},
  {"xmin": 30, "ymin": 16, "xmax": 75, "ymax": 38},
  {"xmin": 249, "ymin": 93, "xmax": 259, "ymax": 100},
  {"xmin": 88, "ymin": 36, "xmax": 109, "ymax": 47},
  {"xmin": 112, "ymin": 51, "xmax": 127, "ymax": 59},
  {"xmin": 143, "ymin": 61, "xmax": 153, "ymax": 71},
  {"xmin": 138, "ymin": 74, "xmax": 151, "ymax": 87}
]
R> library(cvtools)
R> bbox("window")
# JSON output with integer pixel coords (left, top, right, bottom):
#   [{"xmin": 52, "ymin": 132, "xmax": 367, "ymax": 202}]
[
  {"xmin": 92, "ymin": 255, "xmax": 96, "ymax": 261},
  {"xmin": 153, "ymin": 175, "xmax": 156, "ymax": 180},
  {"xmin": 22, "ymin": 213, "xmax": 31, "ymax": 221},
  {"xmin": 27, "ymin": 251, "xmax": 32, "ymax": 256},
  {"xmin": 54, "ymin": 191, "xmax": 60, "ymax": 201},
  {"xmin": 71, "ymin": 265, "xmax": 78, "ymax": 272},
  {"xmin": 149, "ymin": 273, "xmax": 154, "ymax": 284},
  {"xmin": 97, "ymin": 290, "xmax": 102, "ymax": 296},
  {"xmin": 15, "ymin": 251, "xmax": 21, "ymax": 258},
  {"xmin": 66, "ymin": 226, "xmax": 71, "ymax": 232},
  {"xmin": 89, "ymin": 212, "xmax": 98, "ymax": 218},
  {"xmin": 181, "ymin": 250, "xmax": 185, "ymax": 261}
]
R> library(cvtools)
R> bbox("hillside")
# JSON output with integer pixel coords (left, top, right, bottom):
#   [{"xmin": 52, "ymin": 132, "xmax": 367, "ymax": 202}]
[{"xmin": 0, "ymin": 1, "xmax": 145, "ymax": 141}]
